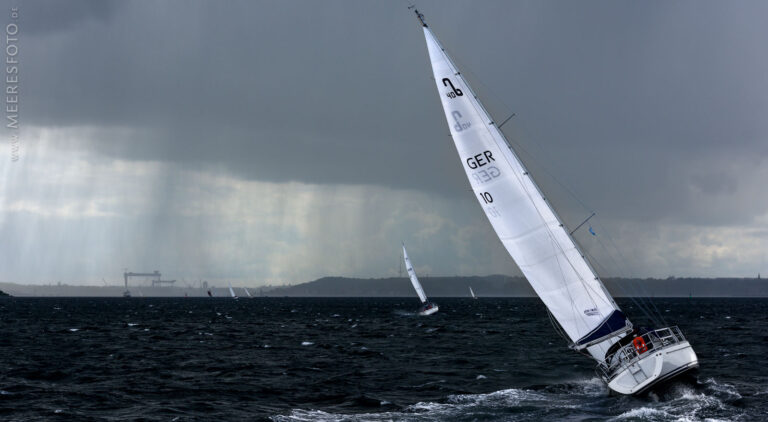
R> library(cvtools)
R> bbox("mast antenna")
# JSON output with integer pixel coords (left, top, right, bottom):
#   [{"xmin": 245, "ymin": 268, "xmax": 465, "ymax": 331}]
[{"xmin": 409, "ymin": 6, "xmax": 428, "ymax": 27}]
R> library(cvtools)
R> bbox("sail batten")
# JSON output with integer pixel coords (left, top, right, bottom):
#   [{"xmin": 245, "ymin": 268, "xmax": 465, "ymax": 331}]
[{"xmin": 419, "ymin": 24, "xmax": 627, "ymax": 361}]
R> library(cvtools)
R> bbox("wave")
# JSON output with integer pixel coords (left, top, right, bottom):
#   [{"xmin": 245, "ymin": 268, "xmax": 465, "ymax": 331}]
[
  {"xmin": 273, "ymin": 378, "xmax": 745, "ymax": 422},
  {"xmin": 272, "ymin": 378, "xmax": 605, "ymax": 421}
]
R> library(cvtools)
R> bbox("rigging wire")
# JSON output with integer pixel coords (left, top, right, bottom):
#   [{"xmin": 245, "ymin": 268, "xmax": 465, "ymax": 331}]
[
  {"xmin": 418, "ymin": 8, "xmax": 668, "ymax": 332},
  {"xmin": 454, "ymin": 57, "xmax": 668, "ymax": 329}
]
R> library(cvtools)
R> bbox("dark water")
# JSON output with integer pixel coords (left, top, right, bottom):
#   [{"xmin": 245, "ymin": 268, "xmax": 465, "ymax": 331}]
[{"xmin": 0, "ymin": 297, "xmax": 766, "ymax": 421}]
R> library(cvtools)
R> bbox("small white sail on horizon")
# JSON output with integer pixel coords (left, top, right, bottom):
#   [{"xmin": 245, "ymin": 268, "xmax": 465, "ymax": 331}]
[
  {"xmin": 228, "ymin": 283, "xmax": 237, "ymax": 299},
  {"xmin": 244, "ymin": 287, "xmax": 253, "ymax": 298},
  {"xmin": 469, "ymin": 286, "xmax": 477, "ymax": 299},
  {"xmin": 402, "ymin": 244, "xmax": 438, "ymax": 315}
]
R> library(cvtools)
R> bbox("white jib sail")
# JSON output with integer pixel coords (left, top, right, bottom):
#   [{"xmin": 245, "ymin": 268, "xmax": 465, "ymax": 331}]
[
  {"xmin": 403, "ymin": 245, "xmax": 428, "ymax": 303},
  {"xmin": 244, "ymin": 287, "xmax": 252, "ymax": 297},
  {"xmin": 469, "ymin": 286, "xmax": 476, "ymax": 299},
  {"xmin": 419, "ymin": 19, "xmax": 629, "ymax": 362}
]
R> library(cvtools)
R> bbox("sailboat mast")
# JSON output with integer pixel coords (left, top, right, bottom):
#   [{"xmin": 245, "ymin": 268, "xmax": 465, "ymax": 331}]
[
  {"xmin": 413, "ymin": 9, "xmax": 604, "ymax": 292},
  {"xmin": 414, "ymin": 9, "xmax": 630, "ymax": 361},
  {"xmin": 413, "ymin": 9, "xmax": 614, "ymax": 305}
]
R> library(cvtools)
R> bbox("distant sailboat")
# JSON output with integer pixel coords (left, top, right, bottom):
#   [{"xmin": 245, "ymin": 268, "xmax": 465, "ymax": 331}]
[
  {"xmin": 412, "ymin": 8, "xmax": 697, "ymax": 395},
  {"xmin": 469, "ymin": 286, "xmax": 477, "ymax": 300},
  {"xmin": 244, "ymin": 287, "xmax": 253, "ymax": 298},
  {"xmin": 403, "ymin": 244, "xmax": 438, "ymax": 315},
  {"xmin": 228, "ymin": 283, "xmax": 238, "ymax": 299}
]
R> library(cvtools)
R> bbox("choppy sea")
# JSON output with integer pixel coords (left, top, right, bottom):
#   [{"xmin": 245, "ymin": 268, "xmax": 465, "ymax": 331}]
[{"xmin": 0, "ymin": 297, "xmax": 765, "ymax": 421}]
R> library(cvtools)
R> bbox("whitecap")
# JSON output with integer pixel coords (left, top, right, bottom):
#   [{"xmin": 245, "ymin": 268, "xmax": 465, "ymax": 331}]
[
  {"xmin": 476, "ymin": 374, "xmax": 487, "ymax": 379},
  {"xmin": 127, "ymin": 323, "xmax": 138, "ymax": 327},
  {"xmin": 610, "ymin": 407, "xmax": 671, "ymax": 420},
  {"xmin": 273, "ymin": 380, "xmax": 610, "ymax": 422},
  {"xmin": 68, "ymin": 328, "xmax": 79, "ymax": 332},
  {"xmin": 301, "ymin": 341, "xmax": 314, "ymax": 346}
]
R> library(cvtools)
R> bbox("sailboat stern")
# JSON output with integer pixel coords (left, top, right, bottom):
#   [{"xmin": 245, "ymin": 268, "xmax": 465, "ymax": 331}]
[{"xmin": 600, "ymin": 326, "xmax": 698, "ymax": 395}]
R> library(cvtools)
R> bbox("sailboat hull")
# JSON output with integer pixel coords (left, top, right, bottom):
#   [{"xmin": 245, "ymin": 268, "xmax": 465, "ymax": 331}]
[
  {"xmin": 605, "ymin": 340, "xmax": 698, "ymax": 396},
  {"xmin": 417, "ymin": 303, "xmax": 439, "ymax": 316}
]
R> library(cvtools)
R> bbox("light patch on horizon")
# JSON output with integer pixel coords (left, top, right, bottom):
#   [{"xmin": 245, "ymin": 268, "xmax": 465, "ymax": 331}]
[
  {"xmin": 0, "ymin": 127, "xmax": 517, "ymax": 285},
  {"xmin": 1, "ymin": 126, "xmax": 766, "ymax": 286}
]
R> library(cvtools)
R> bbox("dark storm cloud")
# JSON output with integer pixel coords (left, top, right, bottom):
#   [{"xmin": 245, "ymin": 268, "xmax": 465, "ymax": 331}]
[
  {"xmin": 19, "ymin": 0, "xmax": 768, "ymax": 226},
  {"xmin": 18, "ymin": 0, "xmax": 117, "ymax": 35}
]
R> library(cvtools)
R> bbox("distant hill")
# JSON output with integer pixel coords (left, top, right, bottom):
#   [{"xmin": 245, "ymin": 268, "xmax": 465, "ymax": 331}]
[
  {"xmin": 264, "ymin": 275, "xmax": 535, "ymax": 297},
  {"xmin": 0, "ymin": 290, "xmax": 10, "ymax": 297},
  {"xmin": 265, "ymin": 276, "xmax": 768, "ymax": 298}
]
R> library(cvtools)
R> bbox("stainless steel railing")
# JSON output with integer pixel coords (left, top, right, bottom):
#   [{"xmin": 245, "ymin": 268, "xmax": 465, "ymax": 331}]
[{"xmin": 596, "ymin": 326, "xmax": 686, "ymax": 382}]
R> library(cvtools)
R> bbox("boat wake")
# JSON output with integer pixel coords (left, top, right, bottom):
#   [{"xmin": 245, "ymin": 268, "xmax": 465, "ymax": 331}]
[
  {"xmin": 272, "ymin": 378, "xmax": 744, "ymax": 422},
  {"xmin": 612, "ymin": 378, "xmax": 745, "ymax": 422}
]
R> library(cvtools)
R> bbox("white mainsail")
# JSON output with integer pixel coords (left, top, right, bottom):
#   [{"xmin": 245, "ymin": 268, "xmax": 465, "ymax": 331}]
[
  {"xmin": 469, "ymin": 286, "xmax": 476, "ymax": 299},
  {"xmin": 403, "ymin": 245, "xmax": 428, "ymax": 303},
  {"xmin": 416, "ymin": 11, "xmax": 630, "ymax": 362},
  {"xmin": 228, "ymin": 283, "xmax": 237, "ymax": 298},
  {"xmin": 244, "ymin": 287, "xmax": 252, "ymax": 298}
]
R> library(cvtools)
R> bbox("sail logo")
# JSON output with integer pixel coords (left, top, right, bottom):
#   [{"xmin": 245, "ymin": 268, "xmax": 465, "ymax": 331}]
[
  {"xmin": 472, "ymin": 166, "xmax": 501, "ymax": 184},
  {"xmin": 442, "ymin": 78, "xmax": 463, "ymax": 98},
  {"xmin": 584, "ymin": 308, "xmax": 600, "ymax": 316},
  {"xmin": 452, "ymin": 111, "xmax": 471, "ymax": 132}
]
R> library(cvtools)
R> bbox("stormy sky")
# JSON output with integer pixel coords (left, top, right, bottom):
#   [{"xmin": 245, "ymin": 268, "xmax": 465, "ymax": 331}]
[{"xmin": 1, "ymin": 0, "xmax": 767, "ymax": 286}]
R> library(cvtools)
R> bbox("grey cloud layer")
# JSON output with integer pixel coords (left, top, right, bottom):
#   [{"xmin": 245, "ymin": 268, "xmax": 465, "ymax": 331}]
[
  {"xmin": 20, "ymin": 1, "xmax": 768, "ymax": 227},
  {"xmin": 4, "ymin": 1, "xmax": 767, "ymax": 284}
]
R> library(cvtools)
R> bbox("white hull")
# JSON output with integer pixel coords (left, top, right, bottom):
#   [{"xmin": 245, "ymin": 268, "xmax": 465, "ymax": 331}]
[
  {"xmin": 418, "ymin": 304, "xmax": 439, "ymax": 316},
  {"xmin": 606, "ymin": 340, "xmax": 698, "ymax": 395}
]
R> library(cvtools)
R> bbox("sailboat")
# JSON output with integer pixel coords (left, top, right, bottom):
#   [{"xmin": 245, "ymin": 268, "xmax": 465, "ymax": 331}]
[
  {"xmin": 228, "ymin": 283, "xmax": 238, "ymax": 299},
  {"xmin": 244, "ymin": 287, "xmax": 253, "ymax": 298},
  {"xmin": 403, "ymin": 244, "xmax": 438, "ymax": 315},
  {"xmin": 469, "ymin": 286, "xmax": 477, "ymax": 300},
  {"xmin": 412, "ymin": 9, "xmax": 698, "ymax": 395}
]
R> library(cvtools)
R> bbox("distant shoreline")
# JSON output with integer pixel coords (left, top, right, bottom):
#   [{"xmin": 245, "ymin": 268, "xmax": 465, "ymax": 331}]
[{"xmin": 1, "ymin": 275, "xmax": 766, "ymax": 298}]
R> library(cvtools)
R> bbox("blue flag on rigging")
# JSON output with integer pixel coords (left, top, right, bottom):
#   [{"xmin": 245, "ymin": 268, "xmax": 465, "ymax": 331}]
[{"xmin": 589, "ymin": 226, "xmax": 596, "ymax": 236}]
